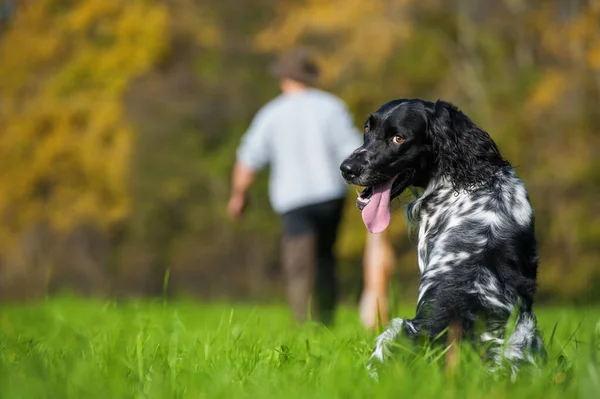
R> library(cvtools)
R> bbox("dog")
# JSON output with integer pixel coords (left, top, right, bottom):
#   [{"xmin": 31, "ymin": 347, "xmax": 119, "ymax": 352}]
[{"xmin": 340, "ymin": 99, "xmax": 545, "ymax": 378}]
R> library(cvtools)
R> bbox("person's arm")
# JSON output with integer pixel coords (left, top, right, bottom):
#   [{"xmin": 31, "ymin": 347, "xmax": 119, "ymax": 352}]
[
  {"xmin": 227, "ymin": 108, "xmax": 271, "ymax": 220},
  {"xmin": 227, "ymin": 162, "xmax": 256, "ymax": 220}
]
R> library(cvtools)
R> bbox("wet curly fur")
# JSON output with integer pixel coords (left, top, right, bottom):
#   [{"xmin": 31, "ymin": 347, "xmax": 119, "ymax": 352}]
[{"xmin": 340, "ymin": 99, "xmax": 546, "ymax": 378}]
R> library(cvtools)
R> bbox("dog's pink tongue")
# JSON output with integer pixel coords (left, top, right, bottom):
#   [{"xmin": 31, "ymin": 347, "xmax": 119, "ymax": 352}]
[{"xmin": 361, "ymin": 178, "xmax": 396, "ymax": 234}]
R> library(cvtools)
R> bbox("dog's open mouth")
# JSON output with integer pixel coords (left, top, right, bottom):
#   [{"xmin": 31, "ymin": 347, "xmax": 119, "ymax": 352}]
[{"xmin": 355, "ymin": 171, "xmax": 412, "ymax": 234}]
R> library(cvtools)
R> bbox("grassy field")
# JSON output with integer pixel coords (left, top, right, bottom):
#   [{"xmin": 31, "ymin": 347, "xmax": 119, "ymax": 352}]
[{"xmin": 1, "ymin": 298, "xmax": 599, "ymax": 398}]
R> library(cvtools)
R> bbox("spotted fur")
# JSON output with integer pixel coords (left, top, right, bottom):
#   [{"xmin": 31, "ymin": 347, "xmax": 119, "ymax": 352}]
[{"xmin": 340, "ymin": 99, "xmax": 546, "ymax": 379}]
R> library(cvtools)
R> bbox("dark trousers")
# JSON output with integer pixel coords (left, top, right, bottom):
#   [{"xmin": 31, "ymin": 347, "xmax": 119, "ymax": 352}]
[{"xmin": 280, "ymin": 198, "xmax": 345, "ymax": 325}]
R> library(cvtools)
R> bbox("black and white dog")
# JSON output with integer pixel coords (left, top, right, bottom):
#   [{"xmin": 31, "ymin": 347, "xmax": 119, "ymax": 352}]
[{"xmin": 340, "ymin": 99, "xmax": 545, "ymax": 377}]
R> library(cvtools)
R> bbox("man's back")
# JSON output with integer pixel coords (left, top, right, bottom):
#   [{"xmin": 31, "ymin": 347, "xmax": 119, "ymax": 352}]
[
  {"xmin": 228, "ymin": 49, "xmax": 363, "ymax": 325},
  {"xmin": 237, "ymin": 88, "xmax": 362, "ymax": 213}
]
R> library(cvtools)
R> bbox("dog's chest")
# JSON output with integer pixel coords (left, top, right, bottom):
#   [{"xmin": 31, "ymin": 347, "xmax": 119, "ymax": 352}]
[
  {"xmin": 413, "ymin": 174, "xmax": 533, "ymax": 275},
  {"xmin": 415, "ymin": 189, "xmax": 474, "ymax": 274}
]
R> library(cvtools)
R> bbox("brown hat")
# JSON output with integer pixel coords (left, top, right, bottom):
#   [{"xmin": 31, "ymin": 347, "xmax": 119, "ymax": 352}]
[{"xmin": 269, "ymin": 48, "xmax": 320, "ymax": 86}]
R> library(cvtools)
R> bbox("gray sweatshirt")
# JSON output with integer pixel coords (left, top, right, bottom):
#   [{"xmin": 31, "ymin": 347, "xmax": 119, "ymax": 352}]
[{"xmin": 237, "ymin": 88, "xmax": 363, "ymax": 214}]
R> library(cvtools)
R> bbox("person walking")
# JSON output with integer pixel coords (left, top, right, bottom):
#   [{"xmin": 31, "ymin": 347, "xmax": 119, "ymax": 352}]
[{"xmin": 227, "ymin": 48, "xmax": 362, "ymax": 325}]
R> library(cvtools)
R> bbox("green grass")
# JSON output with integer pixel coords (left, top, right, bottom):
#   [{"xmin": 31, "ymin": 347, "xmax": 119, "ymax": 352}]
[{"xmin": 1, "ymin": 298, "xmax": 599, "ymax": 398}]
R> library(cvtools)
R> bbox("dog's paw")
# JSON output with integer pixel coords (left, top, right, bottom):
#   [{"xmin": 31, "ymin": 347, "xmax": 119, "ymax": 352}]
[
  {"xmin": 365, "ymin": 337, "xmax": 387, "ymax": 380},
  {"xmin": 366, "ymin": 360, "xmax": 381, "ymax": 380},
  {"xmin": 366, "ymin": 318, "xmax": 406, "ymax": 380}
]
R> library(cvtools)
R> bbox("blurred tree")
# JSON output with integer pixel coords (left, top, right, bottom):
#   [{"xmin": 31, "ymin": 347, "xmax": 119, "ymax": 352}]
[
  {"xmin": 255, "ymin": 0, "xmax": 449, "ymax": 278},
  {"xmin": 0, "ymin": 0, "xmax": 167, "ymax": 297},
  {"xmin": 0, "ymin": 0, "xmax": 598, "ymax": 302},
  {"xmin": 116, "ymin": 0, "xmax": 284, "ymax": 299},
  {"xmin": 256, "ymin": 0, "xmax": 600, "ymax": 301}
]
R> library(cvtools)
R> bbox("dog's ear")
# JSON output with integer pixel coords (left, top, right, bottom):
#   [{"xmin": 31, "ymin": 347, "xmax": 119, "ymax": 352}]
[{"xmin": 427, "ymin": 100, "xmax": 508, "ymax": 190}]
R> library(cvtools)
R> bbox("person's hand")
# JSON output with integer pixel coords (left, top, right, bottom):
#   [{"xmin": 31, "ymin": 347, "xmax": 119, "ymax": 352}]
[{"xmin": 227, "ymin": 193, "xmax": 247, "ymax": 221}]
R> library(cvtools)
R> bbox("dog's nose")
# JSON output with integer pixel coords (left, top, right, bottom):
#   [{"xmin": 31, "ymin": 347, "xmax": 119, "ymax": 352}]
[{"xmin": 340, "ymin": 160, "xmax": 360, "ymax": 181}]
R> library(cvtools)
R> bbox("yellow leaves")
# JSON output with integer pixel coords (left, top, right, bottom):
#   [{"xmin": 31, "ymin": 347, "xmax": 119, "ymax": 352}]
[
  {"xmin": 112, "ymin": 2, "xmax": 169, "ymax": 66},
  {"xmin": 195, "ymin": 18, "xmax": 222, "ymax": 49},
  {"xmin": 524, "ymin": 2, "xmax": 600, "ymax": 136},
  {"xmin": 46, "ymin": 1, "xmax": 168, "ymax": 96},
  {"xmin": 534, "ymin": 1, "xmax": 600, "ymax": 70},
  {"xmin": 0, "ymin": 5, "xmax": 60, "ymax": 95},
  {"xmin": 526, "ymin": 69, "xmax": 566, "ymax": 114},
  {"xmin": 588, "ymin": 44, "xmax": 600, "ymax": 70},
  {"xmin": 257, "ymin": 0, "xmax": 411, "ymax": 48},
  {"xmin": 255, "ymin": 0, "xmax": 413, "ymax": 87},
  {"xmin": 66, "ymin": 0, "xmax": 120, "ymax": 32},
  {"xmin": 172, "ymin": 0, "xmax": 222, "ymax": 49},
  {"xmin": 519, "ymin": 3, "xmax": 600, "ymax": 297},
  {"xmin": 0, "ymin": 1, "xmax": 168, "ymax": 249},
  {"xmin": 0, "ymin": 98, "xmax": 128, "ymax": 235}
]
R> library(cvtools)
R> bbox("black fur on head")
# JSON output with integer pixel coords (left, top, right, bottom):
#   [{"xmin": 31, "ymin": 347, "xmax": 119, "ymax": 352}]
[
  {"xmin": 427, "ymin": 100, "xmax": 511, "ymax": 192},
  {"xmin": 340, "ymin": 99, "xmax": 511, "ymax": 209}
]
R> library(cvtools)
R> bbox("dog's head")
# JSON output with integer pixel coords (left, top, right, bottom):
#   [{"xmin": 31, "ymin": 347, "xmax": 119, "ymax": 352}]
[{"xmin": 340, "ymin": 99, "xmax": 509, "ymax": 233}]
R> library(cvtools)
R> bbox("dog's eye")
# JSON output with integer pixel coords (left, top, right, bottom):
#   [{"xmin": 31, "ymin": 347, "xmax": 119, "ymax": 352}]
[
  {"xmin": 364, "ymin": 126, "xmax": 370, "ymax": 134},
  {"xmin": 392, "ymin": 136, "xmax": 405, "ymax": 144}
]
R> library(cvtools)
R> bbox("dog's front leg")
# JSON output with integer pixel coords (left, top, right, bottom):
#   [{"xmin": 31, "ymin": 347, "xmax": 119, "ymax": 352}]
[{"xmin": 367, "ymin": 318, "xmax": 420, "ymax": 379}]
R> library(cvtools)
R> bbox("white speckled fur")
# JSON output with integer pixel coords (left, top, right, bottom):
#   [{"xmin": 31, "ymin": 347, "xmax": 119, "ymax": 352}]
[{"xmin": 368, "ymin": 169, "xmax": 545, "ymax": 378}]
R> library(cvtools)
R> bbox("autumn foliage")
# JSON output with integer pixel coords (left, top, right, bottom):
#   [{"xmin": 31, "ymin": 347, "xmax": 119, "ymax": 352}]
[{"xmin": 0, "ymin": 0, "xmax": 598, "ymax": 302}]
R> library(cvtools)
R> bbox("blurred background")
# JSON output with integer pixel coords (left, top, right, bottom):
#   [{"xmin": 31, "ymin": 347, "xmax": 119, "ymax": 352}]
[{"xmin": 0, "ymin": 0, "xmax": 598, "ymax": 304}]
